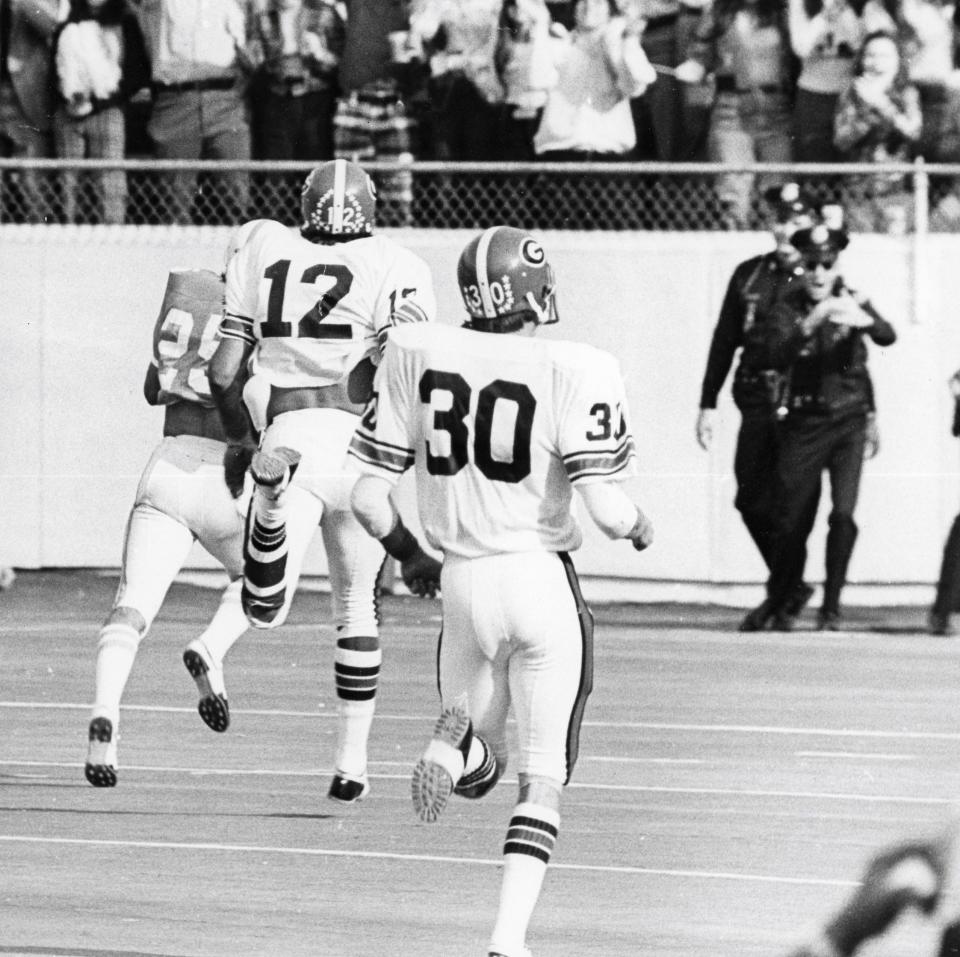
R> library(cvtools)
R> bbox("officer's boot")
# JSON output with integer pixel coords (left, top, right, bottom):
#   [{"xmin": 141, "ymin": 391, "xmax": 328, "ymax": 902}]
[
  {"xmin": 931, "ymin": 513, "xmax": 960, "ymax": 634},
  {"xmin": 819, "ymin": 514, "xmax": 858, "ymax": 629}
]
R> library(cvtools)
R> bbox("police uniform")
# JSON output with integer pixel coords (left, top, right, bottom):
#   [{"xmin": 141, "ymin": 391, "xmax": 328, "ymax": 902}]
[
  {"xmin": 700, "ymin": 249, "xmax": 803, "ymax": 566},
  {"xmin": 761, "ymin": 226, "xmax": 896, "ymax": 630},
  {"xmin": 699, "ymin": 185, "xmax": 821, "ymax": 622},
  {"xmin": 929, "ymin": 370, "xmax": 960, "ymax": 635}
]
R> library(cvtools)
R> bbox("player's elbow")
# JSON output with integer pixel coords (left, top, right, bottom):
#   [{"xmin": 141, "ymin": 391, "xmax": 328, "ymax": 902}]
[
  {"xmin": 577, "ymin": 483, "xmax": 639, "ymax": 540},
  {"xmin": 351, "ymin": 475, "xmax": 395, "ymax": 540},
  {"xmin": 207, "ymin": 362, "xmax": 239, "ymax": 399}
]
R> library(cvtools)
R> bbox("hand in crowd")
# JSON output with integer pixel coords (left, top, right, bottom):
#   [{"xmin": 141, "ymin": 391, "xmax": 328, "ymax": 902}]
[
  {"xmin": 675, "ymin": 59, "xmax": 707, "ymax": 85},
  {"xmin": 852, "ymin": 77, "xmax": 895, "ymax": 115}
]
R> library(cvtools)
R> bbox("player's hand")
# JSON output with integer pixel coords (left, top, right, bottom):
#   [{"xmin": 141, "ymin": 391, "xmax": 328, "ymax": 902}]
[
  {"xmin": 223, "ymin": 444, "xmax": 254, "ymax": 499},
  {"xmin": 401, "ymin": 547, "xmax": 442, "ymax": 598},
  {"xmin": 695, "ymin": 408, "xmax": 714, "ymax": 451},
  {"xmin": 629, "ymin": 509, "xmax": 654, "ymax": 551}
]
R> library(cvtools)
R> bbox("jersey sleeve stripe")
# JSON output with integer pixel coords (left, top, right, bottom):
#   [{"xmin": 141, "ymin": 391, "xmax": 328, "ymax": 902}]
[
  {"xmin": 563, "ymin": 438, "xmax": 636, "ymax": 482},
  {"xmin": 219, "ymin": 313, "xmax": 255, "ymax": 344},
  {"xmin": 390, "ymin": 301, "xmax": 428, "ymax": 325},
  {"xmin": 348, "ymin": 432, "xmax": 415, "ymax": 474}
]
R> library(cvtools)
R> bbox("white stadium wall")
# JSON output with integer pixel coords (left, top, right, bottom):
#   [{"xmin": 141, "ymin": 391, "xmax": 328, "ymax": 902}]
[{"xmin": 1, "ymin": 224, "xmax": 958, "ymax": 589}]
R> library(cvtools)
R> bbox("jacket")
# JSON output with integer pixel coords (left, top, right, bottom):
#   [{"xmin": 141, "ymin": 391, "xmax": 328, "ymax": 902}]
[
  {"xmin": 699, "ymin": 250, "xmax": 803, "ymax": 412},
  {"xmin": 767, "ymin": 279, "xmax": 896, "ymax": 418}
]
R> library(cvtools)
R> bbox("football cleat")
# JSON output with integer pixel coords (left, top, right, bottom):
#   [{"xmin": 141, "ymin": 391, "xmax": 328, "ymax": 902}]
[
  {"xmin": 412, "ymin": 700, "xmax": 472, "ymax": 823},
  {"xmin": 182, "ymin": 640, "xmax": 230, "ymax": 733},
  {"xmin": 85, "ymin": 716, "xmax": 118, "ymax": 788},
  {"xmin": 250, "ymin": 446, "xmax": 301, "ymax": 502},
  {"xmin": 328, "ymin": 771, "xmax": 370, "ymax": 804},
  {"xmin": 488, "ymin": 949, "xmax": 532, "ymax": 957}
]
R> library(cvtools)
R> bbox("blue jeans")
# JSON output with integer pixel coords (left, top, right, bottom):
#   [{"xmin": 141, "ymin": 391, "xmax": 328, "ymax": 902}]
[{"xmin": 708, "ymin": 90, "xmax": 792, "ymax": 226}]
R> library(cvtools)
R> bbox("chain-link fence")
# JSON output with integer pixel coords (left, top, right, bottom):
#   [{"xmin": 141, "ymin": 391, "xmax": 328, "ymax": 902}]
[{"xmin": 2, "ymin": 159, "xmax": 959, "ymax": 232}]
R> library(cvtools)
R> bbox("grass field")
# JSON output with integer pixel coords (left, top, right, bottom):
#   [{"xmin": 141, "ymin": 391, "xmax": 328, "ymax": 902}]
[{"xmin": 1, "ymin": 570, "xmax": 957, "ymax": 957}]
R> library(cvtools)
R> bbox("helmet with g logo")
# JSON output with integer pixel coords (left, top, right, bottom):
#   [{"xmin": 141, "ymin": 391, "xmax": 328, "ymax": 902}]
[
  {"xmin": 300, "ymin": 159, "xmax": 376, "ymax": 241},
  {"xmin": 457, "ymin": 226, "xmax": 558, "ymax": 332}
]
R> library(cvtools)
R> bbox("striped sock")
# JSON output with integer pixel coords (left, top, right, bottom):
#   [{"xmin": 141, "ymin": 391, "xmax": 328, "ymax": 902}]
[
  {"xmin": 490, "ymin": 802, "xmax": 560, "ymax": 956},
  {"xmin": 242, "ymin": 498, "xmax": 289, "ymax": 626},
  {"xmin": 333, "ymin": 639, "xmax": 381, "ymax": 776},
  {"xmin": 455, "ymin": 734, "xmax": 499, "ymax": 798}
]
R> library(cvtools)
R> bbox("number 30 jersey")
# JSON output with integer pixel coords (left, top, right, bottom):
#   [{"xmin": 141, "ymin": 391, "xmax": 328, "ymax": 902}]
[
  {"xmin": 349, "ymin": 323, "xmax": 638, "ymax": 558},
  {"xmin": 152, "ymin": 268, "xmax": 225, "ymax": 407},
  {"xmin": 221, "ymin": 220, "xmax": 437, "ymax": 387}
]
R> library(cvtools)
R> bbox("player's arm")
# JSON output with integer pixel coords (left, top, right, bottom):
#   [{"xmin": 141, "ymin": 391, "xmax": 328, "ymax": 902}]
[
  {"xmin": 576, "ymin": 483, "xmax": 654, "ymax": 551},
  {"xmin": 208, "ymin": 334, "xmax": 257, "ymax": 497},
  {"xmin": 351, "ymin": 476, "xmax": 441, "ymax": 598},
  {"xmin": 143, "ymin": 362, "xmax": 161, "ymax": 406},
  {"xmin": 374, "ymin": 253, "xmax": 438, "ymax": 358},
  {"xmin": 348, "ymin": 340, "xmax": 441, "ymax": 597},
  {"xmin": 561, "ymin": 349, "xmax": 651, "ymax": 549}
]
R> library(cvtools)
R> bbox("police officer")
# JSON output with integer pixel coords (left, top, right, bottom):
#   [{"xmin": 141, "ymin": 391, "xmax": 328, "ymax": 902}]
[
  {"xmin": 752, "ymin": 222, "xmax": 896, "ymax": 631},
  {"xmin": 929, "ymin": 368, "xmax": 960, "ymax": 636},
  {"xmin": 696, "ymin": 182, "xmax": 816, "ymax": 631}
]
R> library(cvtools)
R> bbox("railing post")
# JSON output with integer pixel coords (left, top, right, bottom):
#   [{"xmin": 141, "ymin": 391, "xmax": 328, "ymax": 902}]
[{"xmin": 912, "ymin": 157, "xmax": 928, "ymax": 325}]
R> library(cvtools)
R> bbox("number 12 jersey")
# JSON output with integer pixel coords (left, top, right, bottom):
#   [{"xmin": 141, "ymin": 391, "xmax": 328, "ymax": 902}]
[{"xmin": 222, "ymin": 220, "xmax": 436, "ymax": 387}]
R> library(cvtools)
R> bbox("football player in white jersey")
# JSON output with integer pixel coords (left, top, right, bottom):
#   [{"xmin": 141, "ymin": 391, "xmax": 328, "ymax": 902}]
[
  {"xmin": 85, "ymin": 229, "xmax": 262, "ymax": 788},
  {"xmin": 208, "ymin": 159, "xmax": 438, "ymax": 804},
  {"xmin": 348, "ymin": 226, "xmax": 654, "ymax": 957}
]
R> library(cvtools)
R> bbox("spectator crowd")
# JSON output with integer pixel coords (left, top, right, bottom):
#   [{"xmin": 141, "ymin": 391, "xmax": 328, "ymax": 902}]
[{"xmin": 2, "ymin": 0, "xmax": 960, "ymax": 228}]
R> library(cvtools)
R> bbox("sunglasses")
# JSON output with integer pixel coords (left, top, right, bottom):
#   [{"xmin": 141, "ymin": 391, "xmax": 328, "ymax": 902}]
[{"xmin": 803, "ymin": 254, "xmax": 838, "ymax": 271}]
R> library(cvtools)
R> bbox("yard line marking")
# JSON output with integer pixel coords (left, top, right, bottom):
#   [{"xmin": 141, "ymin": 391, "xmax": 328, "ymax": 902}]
[
  {"xmin": 0, "ymin": 760, "xmax": 953, "ymax": 804},
  {"xmin": 0, "ymin": 834, "xmax": 859, "ymax": 887},
  {"xmin": 2, "ymin": 701, "xmax": 960, "ymax": 740},
  {"xmin": 588, "ymin": 756, "xmax": 707, "ymax": 765},
  {"xmin": 795, "ymin": 751, "xmax": 916, "ymax": 761}
]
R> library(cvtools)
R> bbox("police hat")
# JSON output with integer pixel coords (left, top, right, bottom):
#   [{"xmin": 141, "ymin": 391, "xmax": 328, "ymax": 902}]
[
  {"xmin": 791, "ymin": 224, "xmax": 850, "ymax": 261},
  {"xmin": 762, "ymin": 182, "xmax": 813, "ymax": 221}
]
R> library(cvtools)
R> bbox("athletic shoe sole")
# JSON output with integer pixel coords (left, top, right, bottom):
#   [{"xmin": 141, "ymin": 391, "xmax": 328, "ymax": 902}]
[
  {"xmin": 411, "ymin": 705, "xmax": 472, "ymax": 823},
  {"xmin": 182, "ymin": 648, "xmax": 230, "ymax": 733},
  {"xmin": 85, "ymin": 716, "xmax": 117, "ymax": 788},
  {"xmin": 251, "ymin": 446, "xmax": 301, "ymax": 495}
]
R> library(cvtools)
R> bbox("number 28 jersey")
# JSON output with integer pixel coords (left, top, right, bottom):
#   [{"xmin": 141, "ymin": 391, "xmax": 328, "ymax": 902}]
[
  {"xmin": 222, "ymin": 220, "xmax": 436, "ymax": 387},
  {"xmin": 348, "ymin": 323, "xmax": 638, "ymax": 558},
  {"xmin": 152, "ymin": 267, "xmax": 225, "ymax": 407}
]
